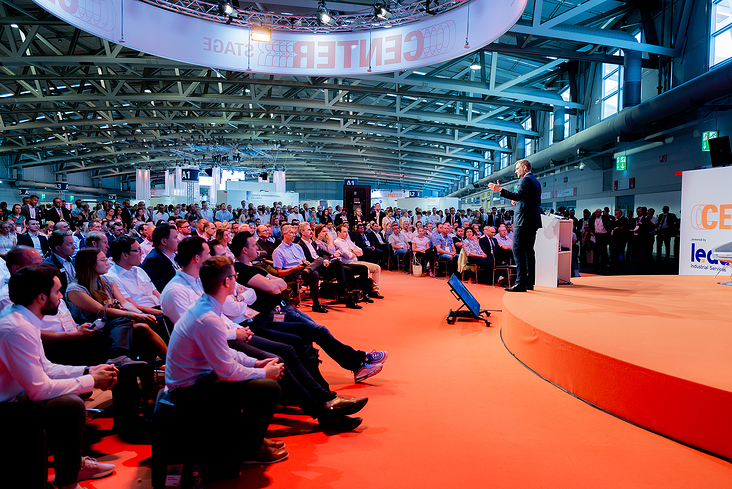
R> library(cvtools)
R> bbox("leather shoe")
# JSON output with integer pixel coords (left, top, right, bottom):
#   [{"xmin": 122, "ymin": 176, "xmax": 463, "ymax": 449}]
[
  {"xmin": 324, "ymin": 396, "xmax": 368, "ymax": 416},
  {"xmin": 242, "ymin": 444, "xmax": 289, "ymax": 464},
  {"xmin": 504, "ymin": 285, "xmax": 527, "ymax": 292},
  {"xmin": 264, "ymin": 438, "xmax": 285, "ymax": 449},
  {"xmin": 318, "ymin": 415, "xmax": 363, "ymax": 432},
  {"xmin": 361, "ymin": 295, "xmax": 374, "ymax": 303},
  {"xmin": 371, "ymin": 292, "xmax": 385, "ymax": 299},
  {"xmin": 312, "ymin": 304, "xmax": 328, "ymax": 313},
  {"xmin": 527, "ymin": 285, "xmax": 534, "ymax": 290},
  {"xmin": 346, "ymin": 301, "xmax": 363, "ymax": 309}
]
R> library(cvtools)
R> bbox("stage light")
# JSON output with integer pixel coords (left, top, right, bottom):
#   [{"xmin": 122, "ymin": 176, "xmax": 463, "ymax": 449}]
[
  {"xmin": 374, "ymin": 3, "xmax": 393, "ymax": 20},
  {"xmin": 218, "ymin": 0, "xmax": 239, "ymax": 23},
  {"xmin": 317, "ymin": 0, "xmax": 337, "ymax": 26},
  {"xmin": 470, "ymin": 55, "xmax": 481, "ymax": 70},
  {"xmin": 251, "ymin": 25, "xmax": 271, "ymax": 42}
]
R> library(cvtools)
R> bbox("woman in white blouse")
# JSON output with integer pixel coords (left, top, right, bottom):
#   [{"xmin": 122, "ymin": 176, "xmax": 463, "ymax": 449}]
[{"xmin": 0, "ymin": 220, "xmax": 18, "ymax": 258}]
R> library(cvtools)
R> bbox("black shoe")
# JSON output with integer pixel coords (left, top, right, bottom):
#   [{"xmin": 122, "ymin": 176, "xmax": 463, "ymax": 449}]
[
  {"xmin": 526, "ymin": 285, "xmax": 534, "ymax": 290},
  {"xmin": 312, "ymin": 304, "xmax": 328, "ymax": 313},
  {"xmin": 361, "ymin": 295, "xmax": 374, "ymax": 303},
  {"xmin": 346, "ymin": 301, "xmax": 363, "ymax": 309},
  {"xmin": 504, "ymin": 285, "xmax": 527, "ymax": 292},
  {"xmin": 318, "ymin": 415, "xmax": 363, "ymax": 432},
  {"xmin": 371, "ymin": 292, "xmax": 385, "ymax": 299}
]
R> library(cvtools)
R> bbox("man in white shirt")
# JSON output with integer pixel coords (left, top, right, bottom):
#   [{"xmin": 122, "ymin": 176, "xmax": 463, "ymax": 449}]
[
  {"xmin": 17, "ymin": 218, "xmax": 49, "ymax": 256},
  {"xmin": 164, "ymin": 238, "xmax": 368, "ymax": 433},
  {"xmin": 288, "ymin": 207, "xmax": 302, "ymax": 223},
  {"xmin": 200, "ymin": 201, "xmax": 214, "ymax": 222},
  {"xmin": 107, "ymin": 237, "xmax": 162, "ymax": 315},
  {"xmin": 0, "ymin": 265, "xmax": 117, "ymax": 488},
  {"xmin": 152, "ymin": 204, "xmax": 169, "ymax": 224},
  {"xmin": 165, "ymin": 254, "xmax": 288, "ymax": 465},
  {"xmin": 387, "ymin": 222, "xmax": 409, "ymax": 272},
  {"xmin": 333, "ymin": 224, "xmax": 384, "ymax": 298}
]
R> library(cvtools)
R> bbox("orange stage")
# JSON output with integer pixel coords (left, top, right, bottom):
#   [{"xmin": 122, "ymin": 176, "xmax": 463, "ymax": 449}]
[{"xmin": 502, "ymin": 275, "xmax": 732, "ymax": 461}]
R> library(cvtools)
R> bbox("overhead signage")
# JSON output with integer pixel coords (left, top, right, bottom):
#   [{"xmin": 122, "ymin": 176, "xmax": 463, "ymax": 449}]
[
  {"xmin": 108, "ymin": 194, "xmax": 117, "ymax": 200},
  {"xmin": 34, "ymin": 0, "xmax": 528, "ymax": 76},
  {"xmin": 55, "ymin": 182, "xmax": 69, "ymax": 191},
  {"xmin": 408, "ymin": 190, "xmax": 422, "ymax": 198},
  {"xmin": 555, "ymin": 187, "xmax": 577, "ymax": 198},
  {"xmin": 181, "ymin": 168, "xmax": 200, "ymax": 182},
  {"xmin": 344, "ymin": 178, "xmax": 359, "ymax": 186},
  {"xmin": 18, "ymin": 189, "xmax": 29, "ymax": 196},
  {"xmin": 615, "ymin": 155, "xmax": 627, "ymax": 170},
  {"xmin": 702, "ymin": 131, "xmax": 718, "ymax": 152}
]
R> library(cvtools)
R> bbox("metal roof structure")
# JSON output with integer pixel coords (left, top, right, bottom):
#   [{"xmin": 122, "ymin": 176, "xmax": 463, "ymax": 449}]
[{"xmin": 0, "ymin": 0, "xmax": 681, "ymax": 194}]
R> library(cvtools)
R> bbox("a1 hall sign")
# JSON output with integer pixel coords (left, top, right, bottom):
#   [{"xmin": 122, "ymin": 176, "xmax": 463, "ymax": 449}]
[{"xmin": 34, "ymin": 0, "xmax": 527, "ymax": 76}]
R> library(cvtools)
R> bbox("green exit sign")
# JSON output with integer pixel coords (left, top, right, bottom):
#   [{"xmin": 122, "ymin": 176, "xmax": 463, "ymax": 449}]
[
  {"xmin": 702, "ymin": 131, "xmax": 718, "ymax": 151},
  {"xmin": 615, "ymin": 156, "xmax": 627, "ymax": 170}
]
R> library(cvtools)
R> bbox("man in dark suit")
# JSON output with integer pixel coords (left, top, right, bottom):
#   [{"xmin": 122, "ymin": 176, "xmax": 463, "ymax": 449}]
[
  {"xmin": 656, "ymin": 205, "xmax": 679, "ymax": 263},
  {"xmin": 20, "ymin": 194, "xmax": 44, "ymax": 223},
  {"xmin": 488, "ymin": 159, "xmax": 542, "ymax": 292},
  {"xmin": 370, "ymin": 203, "xmax": 386, "ymax": 230},
  {"xmin": 16, "ymin": 219, "xmax": 49, "ymax": 256},
  {"xmin": 141, "ymin": 223, "xmax": 180, "ymax": 292},
  {"xmin": 366, "ymin": 221, "xmax": 388, "ymax": 256},
  {"xmin": 353, "ymin": 222, "xmax": 382, "ymax": 264},
  {"xmin": 589, "ymin": 208, "xmax": 614, "ymax": 272},
  {"xmin": 121, "ymin": 200, "xmax": 134, "ymax": 230},
  {"xmin": 45, "ymin": 197, "xmax": 73, "ymax": 226},
  {"xmin": 42, "ymin": 230, "xmax": 76, "ymax": 293}
]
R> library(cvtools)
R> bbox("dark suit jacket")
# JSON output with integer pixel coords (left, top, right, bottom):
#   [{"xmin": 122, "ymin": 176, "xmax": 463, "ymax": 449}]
[
  {"xmin": 141, "ymin": 248, "xmax": 178, "ymax": 292},
  {"xmin": 370, "ymin": 211, "xmax": 386, "ymax": 227},
  {"xmin": 366, "ymin": 229, "xmax": 386, "ymax": 248},
  {"xmin": 499, "ymin": 172, "xmax": 542, "ymax": 230},
  {"xmin": 45, "ymin": 206, "xmax": 72, "ymax": 224},
  {"xmin": 479, "ymin": 236, "xmax": 497, "ymax": 260},
  {"xmin": 20, "ymin": 204, "xmax": 44, "ymax": 223},
  {"xmin": 353, "ymin": 232, "xmax": 373, "ymax": 250},
  {"xmin": 17, "ymin": 232, "xmax": 49, "ymax": 256},
  {"xmin": 589, "ymin": 215, "xmax": 614, "ymax": 234},
  {"xmin": 41, "ymin": 253, "xmax": 71, "ymax": 293}
]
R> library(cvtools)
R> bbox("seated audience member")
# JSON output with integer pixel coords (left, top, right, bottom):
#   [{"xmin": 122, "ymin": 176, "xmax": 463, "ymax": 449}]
[
  {"xmin": 433, "ymin": 223, "xmax": 457, "ymax": 277},
  {"xmin": 253, "ymin": 224, "xmax": 279, "ymax": 275},
  {"xmin": 0, "ymin": 220, "xmax": 18, "ymax": 258},
  {"xmin": 175, "ymin": 218, "xmax": 191, "ymax": 241},
  {"xmin": 141, "ymin": 223, "xmax": 180, "ymax": 292},
  {"xmin": 214, "ymin": 227, "xmax": 236, "ymax": 259},
  {"xmin": 0, "ymin": 265, "xmax": 118, "ymax": 488},
  {"xmin": 353, "ymin": 222, "xmax": 382, "ymax": 264},
  {"xmin": 43, "ymin": 230, "xmax": 76, "ymax": 293},
  {"xmin": 495, "ymin": 224, "xmax": 514, "ymax": 264},
  {"xmin": 313, "ymin": 225, "xmax": 373, "ymax": 302},
  {"xmin": 462, "ymin": 228, "xmax": 491, "ymax": 283},
  {"xmin": 17, "ymin": 218, "xmax": 49, "ymax": 256},
  {"xmin": 412, "ymin": 226, "xmax": 434, "ymax": 275},
  {"xmin": 231, "ymin": 232, "xmax": 386, "ymax": 383},
  {"xmin": 387, "ymin": 222, "xmax": 410, "ymax": 272},
  {"xmin": 1, "ymin": 246, "xmax": 110, "ymax": 366},
  {"xmin": 333, "ymin": 224, "xmax": 384, "ymax": 298},
  {"xmin": 66, "ymin": 248, "xmax": 167, "ymax": 366},
  {"xmin": 452, "ymin": 226, "xmax": 465, "ymax": 251},
  {"xmin": 366, "ymin": 221, "xmax": 388, "ymax": 256},
  {"xmin": 84, "ymin": 230, "xmax": 110, "ymax": 259},
  {"xmin": 139, "ymin": 223, "xmax": 155, "ymax": 260},
  {"xmin": 297, "ymin": 222, "xmax": 362, "ymax": 309},
  {"xmin": 273, "ymin": 224, "xmax": 327, "ymax": 313},
  {"xmin": 163, "ymin": 238, "xmax": 368, "ymax": 432},
  {"xmin": 479, "ymin": 226, "xmax": 507, "ymax": 285}
]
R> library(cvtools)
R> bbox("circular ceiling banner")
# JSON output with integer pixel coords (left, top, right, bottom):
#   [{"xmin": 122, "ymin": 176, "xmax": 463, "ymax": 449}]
[{"xmin": 34, "ymin": 0, "xmax": 528, "ymax": 76}]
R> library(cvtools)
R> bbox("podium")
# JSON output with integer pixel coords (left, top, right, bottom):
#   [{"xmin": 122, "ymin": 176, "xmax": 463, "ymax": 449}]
[{"xmin": 534, "ymin": 214, "xmax": 573, "ymax": 287}]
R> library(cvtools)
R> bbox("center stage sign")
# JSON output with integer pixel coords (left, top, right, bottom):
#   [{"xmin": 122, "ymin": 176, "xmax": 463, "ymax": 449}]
[{"xmin": 33, "ymin": 0, "xmax": 527, "ymax": 76}]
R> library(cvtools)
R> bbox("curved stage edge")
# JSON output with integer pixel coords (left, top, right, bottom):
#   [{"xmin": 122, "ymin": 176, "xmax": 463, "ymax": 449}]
[{"xmin": 501, "ymin": 275, "xmax": 732, "ymax": 461}]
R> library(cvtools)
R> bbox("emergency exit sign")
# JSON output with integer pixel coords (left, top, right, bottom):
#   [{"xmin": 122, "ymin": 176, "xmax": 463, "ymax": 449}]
[
  {"xmin": 702, "ymin": 131, "xmax": 718, "ymax": 151},
  {"xmin": 615, "ymin": 155, "xmax": 627, "ymax": 171}
]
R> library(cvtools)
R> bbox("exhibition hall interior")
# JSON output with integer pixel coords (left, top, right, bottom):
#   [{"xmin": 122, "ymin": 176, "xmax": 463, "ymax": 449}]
[{"xmin": 1, "ymin": 0, "xmax": 731, "ymax": 488}]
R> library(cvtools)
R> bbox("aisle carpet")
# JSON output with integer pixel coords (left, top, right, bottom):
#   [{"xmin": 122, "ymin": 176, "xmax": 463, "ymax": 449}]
[{"xmin": 76, "ymin": 272, "xmax": 732, "ymax": 489}]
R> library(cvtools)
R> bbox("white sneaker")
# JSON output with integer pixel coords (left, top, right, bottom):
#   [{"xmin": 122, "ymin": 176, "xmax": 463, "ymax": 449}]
[
  {"xmin": 77, "ymin": 456, "xmax": 115, "ymax": 481},
  {"xmin": 354, "ymin": 362, "xmax": 383, "ymax": 383}
]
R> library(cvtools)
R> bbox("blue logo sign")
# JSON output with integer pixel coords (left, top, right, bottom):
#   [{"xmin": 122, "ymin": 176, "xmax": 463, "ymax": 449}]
[
  {"xmin": 689, "ymin": 242, "xmax": 727, "ymax": 271},
  {"xmin": 344, "ymin": 178, "xmax": 358, "ymax": 186},
  {"xmin": 408, "ymin": 190, "xmax": 422, "ymax": 198}
]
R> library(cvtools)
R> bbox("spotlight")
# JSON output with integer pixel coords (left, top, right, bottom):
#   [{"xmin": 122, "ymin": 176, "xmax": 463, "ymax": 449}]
[
  {"xmin": 251, "ymin": 25, "xmax": 271, "ymax": 42},
  {"xmin": 317, "ymin": 0, "xmax": 337, "ymax": 26},
  {"xmin": 218, "ymin": 0, "xmax": 239, "ymax": 23},
  {"xmin": 470, "ymin": 55, "xmax": 481, "ymax": 70},
  {"xmin": 374, "ymin": 3, "xmax": 393, "ymax": 20}
]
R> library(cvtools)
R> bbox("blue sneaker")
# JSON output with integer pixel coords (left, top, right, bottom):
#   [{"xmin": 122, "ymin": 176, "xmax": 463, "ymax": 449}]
[
  {"xmin": 365, "ymin": 350, "xmax": 388, "ymax": 364},
  {"xmin": 354, "ymin": 362, "xmax": 383, "ymax": 383}
]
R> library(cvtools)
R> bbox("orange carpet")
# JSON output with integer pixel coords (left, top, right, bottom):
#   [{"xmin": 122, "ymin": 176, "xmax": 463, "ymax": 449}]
[{"xmin": 72, "ymin": 272, "xmax": 732, "ymax": 489}]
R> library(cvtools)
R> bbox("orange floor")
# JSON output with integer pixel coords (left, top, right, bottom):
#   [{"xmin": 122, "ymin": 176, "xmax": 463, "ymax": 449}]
[{"xmin": 75, "ymin": 272, "xmax": 732, "ymax": 489}]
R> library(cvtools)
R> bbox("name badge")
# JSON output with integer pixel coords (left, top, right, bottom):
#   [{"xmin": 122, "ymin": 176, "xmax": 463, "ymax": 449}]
[
  {"xmin": 272, "ymin": 313, "xmax": 285, "ymax": 323},
  {"xmin": 58, "ymin": 314, "xmax": 77, "ymax": 333}
]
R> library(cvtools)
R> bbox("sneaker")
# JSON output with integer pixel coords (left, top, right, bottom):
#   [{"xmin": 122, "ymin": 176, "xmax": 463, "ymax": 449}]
[
  {"xmin": 354, "ymin": 362, "xmax": 383, "ymax": 383},
  {"xmin": 78, "ymin": 456, "xmax": 115, "ymax": 481},
  {"xmin": 365, "ymin": 350, "xmax": 388, "ymax": 364}
]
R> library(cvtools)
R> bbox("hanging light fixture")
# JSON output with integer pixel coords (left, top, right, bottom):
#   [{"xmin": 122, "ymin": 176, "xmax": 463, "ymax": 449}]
[
  {"xmin": 218, "ymin": 0, "xmax": 239, "ymax": 24},
  {"xmin": 317, "ymin": 0, "xmax": 337, "ymax": 26},
  {"xmin": 470, "ymin": 54, "xmax": 481, "ymax": 70},
  {"xmin": 251, "ymin": 25, "xmax": 272, "ymax": 42}
]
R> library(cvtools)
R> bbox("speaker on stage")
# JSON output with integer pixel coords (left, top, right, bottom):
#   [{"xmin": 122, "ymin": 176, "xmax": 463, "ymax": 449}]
[
  {"xmin": 343, "ymin": 184, "xmax": 370, "ymax": 224},
  {"xmin": 709, "ymin": 136, "xmax": 731, "ymax": 167}
]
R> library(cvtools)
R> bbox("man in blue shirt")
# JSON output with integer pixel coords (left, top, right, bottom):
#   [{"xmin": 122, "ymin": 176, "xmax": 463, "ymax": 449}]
[
  {"xmin": 434, "ymin": 224, "xmax": 457, "ymax": 277},
  {"xmin": 273, "ymin": 224, "xmax": 326, "ymax": 313}
]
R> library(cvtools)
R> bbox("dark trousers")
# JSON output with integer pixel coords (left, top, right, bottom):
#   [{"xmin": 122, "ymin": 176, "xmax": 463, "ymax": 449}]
[
  {"xmin": 513, "ymin": 226, "xmax": 537, "ymax": 287},
  {"xmin": 344, "ymin": 262, "xmax": 371, "ymax": 293},
  {"xmin": 657, "ymin": 230, "xmax": 673, "ymax": 262},
  {"xmin": 467, "ymin": 256, "xmax": 493, "ymax": 283},
  {"xmin": 169, "ymin": 376, "xmax": 280, "ymax": 461},
  {"xmin": 414, "ymin": 250, "xmax": 434, "ymax": 271},
  {"xmin": 1, "ymin": 394, "xmax": 85, "ymax": 486},
  {"xmin": 43, "ymin": 335, "xmax": 110, "ymax": 366},
  {"xmin": 314, "ymin": 259, "xmax": 351, "ymax": 295},
  {"xmin": 286, "ymin": 269, "xmax": 321, "ymax": 304},
  {"xmin": 593, "ymin": 232, "xmax": 610, "ymax": 270}
]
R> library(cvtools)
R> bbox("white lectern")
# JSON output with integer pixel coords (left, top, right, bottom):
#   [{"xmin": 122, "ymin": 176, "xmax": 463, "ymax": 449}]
[{"xmin": 534, "ymin": 214, "xmax": 573, "ymax": 287}]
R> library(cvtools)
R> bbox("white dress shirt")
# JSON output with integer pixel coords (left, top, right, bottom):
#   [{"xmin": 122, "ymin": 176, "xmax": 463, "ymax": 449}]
[
  {"xmin": 152, "ymin": 211, "xmax": 170, "ymax": 224},
  {"xmin": 0, "ymin": 283, "xmax": 77, "ymax": 333},
  {"xmin": 200, "ymin": 208, "xmax": 214, "ymax": 222},
  {"xmin": 106, "ymin": 264, "xmax": 160, "ymax": 308},
  {"xmin": 140, "ymin": 239, "xmax": 154, "ymax": 261},
  {"xmin": 0, "ymin": 304, "xmax": 93, "ymax": 402},
  {"xmin": 165, "ymin": 294, "xmax": 263, "ymax": 392}
]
